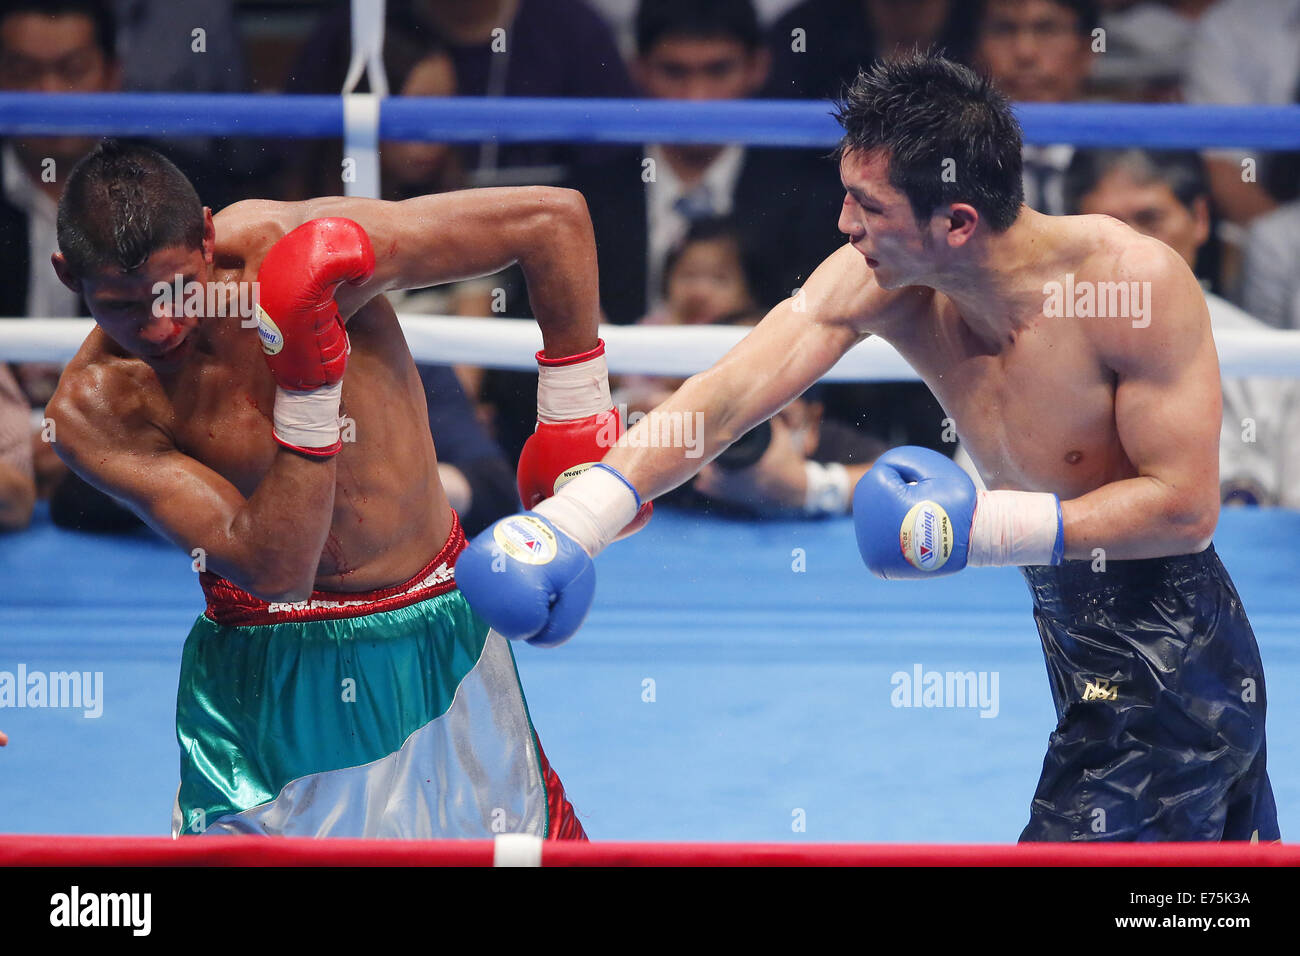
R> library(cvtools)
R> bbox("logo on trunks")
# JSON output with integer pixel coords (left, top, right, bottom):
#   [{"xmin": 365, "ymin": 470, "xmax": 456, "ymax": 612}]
[
  {"xmin": 256, "ymin": 305, "xmax": 285, "ymax": 355},
  {"xmin": 900, "ymin": 500, "xmax": 952, "ymax": 571},
  {"xmin": 493, "ymin": 516, "xmax": 558, "ymax": 565},
  {"xmin": 1082, "ymin": 678, "xmax": 1119, "ymax": 701}
]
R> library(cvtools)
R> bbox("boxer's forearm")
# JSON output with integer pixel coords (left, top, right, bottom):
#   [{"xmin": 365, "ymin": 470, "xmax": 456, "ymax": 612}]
[
  {"xmin": 603, "ymin": 364, "xmax": 780, "ymax": 502},
  {"xmin": 1060, "ymin": 477, "xmax": 1218, "ymax": 561},
  {"xmin": 220, "ymin": 451, "xmax": 339, "ymax": 601}
]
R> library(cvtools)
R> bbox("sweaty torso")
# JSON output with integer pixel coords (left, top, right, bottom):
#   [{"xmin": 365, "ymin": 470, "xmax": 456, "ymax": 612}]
[
  {"xmin": 855, "ymin": 219, "xmax": 1148, "ymax": 498},
  {"xmin": 66, "ymin": 203, "xmax": 450, "ymax": 591}
]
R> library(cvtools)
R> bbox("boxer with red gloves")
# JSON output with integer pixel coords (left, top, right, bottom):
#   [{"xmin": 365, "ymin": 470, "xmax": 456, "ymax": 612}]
[{"xmin": 48, "ymin": 138, "xmax": 606, "ymax": 841}]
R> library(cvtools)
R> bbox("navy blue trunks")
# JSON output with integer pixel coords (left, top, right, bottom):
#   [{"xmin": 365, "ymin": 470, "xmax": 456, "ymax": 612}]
[{"xmin": 1019, "ymin": 544, "xmax": 1279, "ymax": 842}]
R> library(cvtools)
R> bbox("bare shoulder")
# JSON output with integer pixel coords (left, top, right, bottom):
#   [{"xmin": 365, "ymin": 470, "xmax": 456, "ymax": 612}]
[
  {"xmin": 1077, "ymin": 216, "xmax": 1210, "ymax": 372},
  {"xmin": 212, "ymin": 199, "xmax": 303, "ymax": 273},
  {"xmin": 47, "ymin": 332, "xmax": 170, "ymax": 473},
  {"xmin": 805, "ymin": 243, "xmax": 935, "ymax": 335}
]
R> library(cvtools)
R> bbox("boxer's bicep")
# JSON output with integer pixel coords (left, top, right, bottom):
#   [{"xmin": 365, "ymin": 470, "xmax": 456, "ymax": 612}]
[{"xmin": 1107, "ymin": 281, "xmax": 1222, "ymax": 543}]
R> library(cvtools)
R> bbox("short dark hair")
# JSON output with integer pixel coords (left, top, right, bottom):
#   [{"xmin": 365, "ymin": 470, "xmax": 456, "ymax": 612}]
[
  {"xmin": 977, "ymin": 0, "xmax": 1100, "ymax": 36},
  {"xmin": 0, "ymin": 0, "xmax": 117, "ymax": 60},
  {"xmin": 834, "ymin": 52, "xmax": 1025, "ymax": 232},
  {"xmin": 635, "ymin": 0, "xmax": 761, "ymax": 55},
  {"xmin": 1063, "ymin": 149, "xmax": 1210, "ymax": 215},
  {"xmin": 57, "ymin": 139, "xmax": 204, "ymax": 277}
]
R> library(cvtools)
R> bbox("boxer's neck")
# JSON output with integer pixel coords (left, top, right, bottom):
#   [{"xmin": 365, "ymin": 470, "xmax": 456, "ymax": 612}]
[{"xmin": 930, "ymin": 206, "xmax": 1062, "ymax": 350}]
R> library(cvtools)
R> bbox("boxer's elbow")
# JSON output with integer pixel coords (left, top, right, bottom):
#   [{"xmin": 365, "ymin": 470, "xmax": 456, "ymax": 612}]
[
  {"xmin": 1164, "ymin": 493, "xmax": 1219, "ymax": 554},
  {"xmin": 239, "ymin": 555, "xmax": 316, "ymax": 604},
  {"xmin": 526, "ymin": 187, "xmax": 592, "ymax": 246}
]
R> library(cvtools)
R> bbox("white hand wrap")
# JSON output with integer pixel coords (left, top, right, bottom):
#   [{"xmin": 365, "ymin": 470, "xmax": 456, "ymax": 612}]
[
  {"xmin": 536, "ymin": 348, "xmax": 612, "ymax": 423},
  {"xmin": 803, "ymin": 461, "xmax": 851, "ymax": 516},
  {"xmin": 273, "ymin": 383, "xmax": 342, "ymax": 454},
  {"xmin": 968, "ymin": 489, "xmax": 1063, "ymax": 567},
  {"xmin": 532, "ymin": 464, "xmax": 639, "ymax": 558}
]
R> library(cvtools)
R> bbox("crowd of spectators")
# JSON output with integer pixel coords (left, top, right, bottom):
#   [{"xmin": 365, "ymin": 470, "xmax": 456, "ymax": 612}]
[{"xmin": 3, "ymin": 0, "xmax": 1299, "ymax": 536}]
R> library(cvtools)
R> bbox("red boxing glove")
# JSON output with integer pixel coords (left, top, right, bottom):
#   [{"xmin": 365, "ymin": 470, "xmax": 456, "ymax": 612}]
[
  {"xmin": 517, "ymin": 340, "xmax": 652, "ymax": 539},
  {"xmin": 256, "ymin": 218, "xmax": 375, "ymax": 456}
]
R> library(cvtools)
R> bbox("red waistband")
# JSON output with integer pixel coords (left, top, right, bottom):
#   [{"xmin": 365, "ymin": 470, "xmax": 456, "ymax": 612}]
[{"xmin": 200, "ymin": 511, "xmax": 467, "ymax": 627}]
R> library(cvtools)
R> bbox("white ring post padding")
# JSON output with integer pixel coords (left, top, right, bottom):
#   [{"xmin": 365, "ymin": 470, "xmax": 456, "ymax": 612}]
[
  {"xmin": 493, "ymin": 833, "xmax": 544, "ymax": 867},
  {"xmin": 7, "ymin": 318, "xmax": 1300, "ymax": 380},
  {"xmin": 341, "ymin": 0, "xmax": 386, "ymax": 199},
  {"xmin": 343, "ymin": 94, "xmax": 382, "ymax": 200}
]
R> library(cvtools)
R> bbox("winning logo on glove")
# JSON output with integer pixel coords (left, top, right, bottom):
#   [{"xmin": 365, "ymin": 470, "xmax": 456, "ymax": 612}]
[
  {"xmin": 492, "ymin": 515, "xmax": 559, "ymax": 565},
  {"xmin": 900, "ymin": 500, "xmax": 953, "ymax": 572},
  {"xmin": 256, "ymin": 305, "xmax": 285, "ymax": 356}
]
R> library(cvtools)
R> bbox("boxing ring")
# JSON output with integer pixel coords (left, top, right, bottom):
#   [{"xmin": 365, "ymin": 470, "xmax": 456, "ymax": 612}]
[{"xmin": 2, "ymin": 89, "xmax": 1300, "ymax": 866}]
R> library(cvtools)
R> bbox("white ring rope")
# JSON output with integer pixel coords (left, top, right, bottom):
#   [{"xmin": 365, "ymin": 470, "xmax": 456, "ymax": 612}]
[{"xmin": 4, "ymin": 316, "xmax": 1300, "ymax": 381}]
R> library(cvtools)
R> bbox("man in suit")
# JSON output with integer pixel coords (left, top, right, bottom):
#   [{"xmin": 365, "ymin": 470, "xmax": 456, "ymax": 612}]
[{"xmin": 567, "ymin": 0, "xmax": 845, "ymax": 324}]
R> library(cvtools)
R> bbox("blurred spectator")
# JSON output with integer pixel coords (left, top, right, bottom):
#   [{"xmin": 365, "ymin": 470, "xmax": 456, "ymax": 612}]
[
  {"xmin": 112, "ymin": 0, "xmax": 244, "ymax": 95},
  {"xmin": 284, "ymin": 0, "xmax": 634, "ymax": 188},
  {"xmin": 1240, "ymin": 202, "xmax": 1300, "ymax": 330},
  {"xmin": 113, "ymin": 0, "xmax": 255, "ymax": 203},
  {"xmin": 615, "ymin": 217, "xmax": 763, "ymax": 413},
  {"xmin": 0, "ymin": 0, "xmax": 144, "ymax": 531},
  {"xmin": 418, "ymin": 364, "xmax": 519, "ymax": 536},
  {"xmin": 567, "ymin": 0, "xmax": 844, "ymax": 324},
  {"xmin": 972, "ymin": 0, "xmax": 1100, "ymax": 215},
  {"xmin": 1065, "ymin": 147, "xmax": 1300, "ymax": 507},
  {"xmin": 691, "ymin": 384, "xmax": 884, "ymax": 516},
  {"xmin": 0, "ymin": 365, "xmax": 36, "ymax": 530},
  {"xmin": 589, "ymin": 0, "xmax": 805, "ymax": 57},
  {"xmin": 1183, "ymin": 0, "xmax": 1300, "ymax": 225},
  {"xmin": 1090, "ymin": 1, "xmax": 1218, "ymax": 101},
  {"xmin": 0, "ymin": 0, "xmax": 119, "ymax": 325},
  {"xmin": 764, "ymin": 0, "xmax": 978, "ymax": 100},
  {"xmin": 615, "ymin": 222, "xmax": 882, "ymax": 517}
]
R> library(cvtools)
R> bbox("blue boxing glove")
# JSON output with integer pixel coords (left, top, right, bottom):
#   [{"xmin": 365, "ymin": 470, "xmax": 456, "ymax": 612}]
[
  {"xmin": 455, "ymin": 463, "xmax": 643, "ymax": 648},
  {"xmin": 456, "ymin": 512, "xmax": 596, "ymax": 647},
  {"xmin": 854, "ymin": 446, "xmax": 1064, "ymax": 579}
]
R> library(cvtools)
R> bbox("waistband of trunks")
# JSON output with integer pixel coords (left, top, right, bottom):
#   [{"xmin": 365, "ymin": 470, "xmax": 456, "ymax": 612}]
[
  {"xmin": 1021, "ymin": 543, "xmax": 1222, "ymax": 612},
  {"xmin": 199, "ymin": 510, "xmax": 467, "ymax": 627}
]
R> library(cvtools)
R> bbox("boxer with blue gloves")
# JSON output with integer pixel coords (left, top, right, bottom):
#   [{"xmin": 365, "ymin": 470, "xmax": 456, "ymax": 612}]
[{"xmin": 467, "ymin": 53, "xmax": 1278, "ymax": 844}]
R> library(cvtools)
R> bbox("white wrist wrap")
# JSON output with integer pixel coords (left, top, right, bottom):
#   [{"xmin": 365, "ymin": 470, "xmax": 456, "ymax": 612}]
[
  {"xmin": 968, "ymin": 489, "xmax": 1062, "ymax": 567},
  {"xmin": 803, "ymin": 461, "xmax": 851, "ymax": 516},
  {"xmin": 533, "ymin": 465, "xmax": 638, "ymax": 558},
  {"xmin": 273, "ymin": 383, "xmax": 342, "ymax": 451},
  {"xmin": 536, "ymin": 353, "xmax": 612, "ymax": 423}
]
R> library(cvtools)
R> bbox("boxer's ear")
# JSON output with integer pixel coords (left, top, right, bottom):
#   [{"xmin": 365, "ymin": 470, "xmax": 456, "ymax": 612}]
[
  {"xmin": 945, "ymin": 204, "xmax": 979, "ymax": 249},
  {"xmin": 51, "ymin": 253, "xmax": 80, "ymax": 294}
]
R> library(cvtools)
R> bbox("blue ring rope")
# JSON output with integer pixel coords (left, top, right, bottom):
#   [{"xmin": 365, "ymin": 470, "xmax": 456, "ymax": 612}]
[{"xmin": 1, "ymin": 94, "xmax": 1299, "ymax": 149}]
